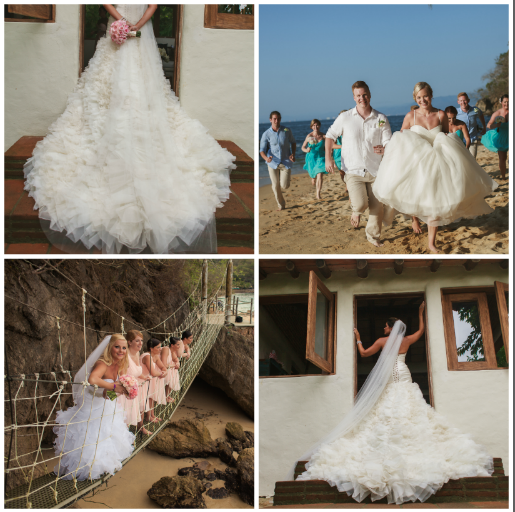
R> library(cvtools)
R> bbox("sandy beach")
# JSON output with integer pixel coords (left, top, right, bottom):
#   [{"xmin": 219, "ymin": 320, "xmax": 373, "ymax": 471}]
[
  {"xmin": 259, "ymin": 146, "xmax": 509, "ymax": 254},
  {"xmin": 72, "ymin": 379, "xmax": 253, "ymax": 509}
]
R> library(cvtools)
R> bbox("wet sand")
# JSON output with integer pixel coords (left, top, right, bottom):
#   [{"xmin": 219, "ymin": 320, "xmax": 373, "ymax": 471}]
[
  {"xmin": 259, "ymin": 146, "xmax": 509, "ymax": 254},
  {"xmin": 73, "ymin": 379, "xmax": 253, "ymax": 509}
]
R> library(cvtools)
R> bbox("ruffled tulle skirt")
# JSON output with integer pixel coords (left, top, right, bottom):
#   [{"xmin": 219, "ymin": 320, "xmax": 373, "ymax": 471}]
[
  {"xmin": 297, "ymin": 381, "xmax": 493, "ymax": 504},
  {"xmin": 373, "ymin": 130, "xmax": 498, "ymax": 227},
  {"xmin": 53, "ymin": 392, "xmax": 135, "ymax": 481},
  {"xmin": 23, "ymin": 24, "xmax": 234, "ymax": 254}
]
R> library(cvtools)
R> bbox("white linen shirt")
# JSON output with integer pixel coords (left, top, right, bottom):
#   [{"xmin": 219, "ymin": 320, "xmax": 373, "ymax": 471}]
[{"xmin": 326, "ymin": 107, "xmax": 392, "ymax": 177}]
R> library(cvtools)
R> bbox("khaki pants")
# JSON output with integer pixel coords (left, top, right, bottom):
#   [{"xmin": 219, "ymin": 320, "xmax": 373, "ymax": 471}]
[
  {"xmin": 469, "ymin": 140, "xmax": 479, "ymax": 159},
  {"xmin": 268, "ymin": 164, "xmax": 291, "ymax": 209},
  {"xmin": 344, "ymin": 171, "xmax": 383, "ymax": 243}
]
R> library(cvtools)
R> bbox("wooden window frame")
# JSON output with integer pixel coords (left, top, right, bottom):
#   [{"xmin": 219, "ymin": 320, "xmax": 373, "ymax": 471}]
[
  {"xmin": 494, "ymin": 281, "xmax": 509, "ymax": 360},
  {"xmin": 204, "ymin": 5, "xmax": 254, "ymax": 30},
  {"xmin": 259, "ymin": 282, "xmax": 337, "ymax": 379},
  {"xmin": 306, "ymin": 270, "xmax": 335, "ymax": 374},
  {"xmin": 441, "ymin": 291, "xmax": 501, "ymax": 371},
  {"xmin": 353, "ymin": 291, "xmax": 434, "ymax": 407},
  {"xmin": 5, "ymin": 4, "xmax": 56, "ymax": 23}
]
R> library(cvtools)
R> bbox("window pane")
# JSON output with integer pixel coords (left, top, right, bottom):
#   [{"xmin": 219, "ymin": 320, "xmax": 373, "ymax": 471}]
[
  {"xmin": 452, "ymin": 301, "xmax": 485, "ymax": 362},
  {"xmin": 217, "ymin": 4, "xmax": 253, "ymax": 15},
  {"xmin": 315, "ymin": 290, "xmax": 328, "ymax": 359}
]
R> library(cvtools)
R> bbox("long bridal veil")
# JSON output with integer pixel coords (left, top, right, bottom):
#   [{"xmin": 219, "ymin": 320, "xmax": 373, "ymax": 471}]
[{"xmin": 286, "ymin": 320, "xmax": 407, "ymax": 480}]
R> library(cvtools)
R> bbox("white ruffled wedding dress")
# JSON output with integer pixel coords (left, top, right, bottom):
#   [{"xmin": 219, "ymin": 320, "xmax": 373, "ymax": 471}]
[
  {"xmin": 53, "ymin": 380, "xmax": 135, "ymax": 481},
  {"xmin": 297, "ymin": 353, "xmax": 493, "ymax": 504},
  {"xmin": 373, "ymin": 112, "xmax": 498, "ymax": 227},
  {"xmin": 24, "ymin": 4, "xmax": 235, "ymax": 254}
]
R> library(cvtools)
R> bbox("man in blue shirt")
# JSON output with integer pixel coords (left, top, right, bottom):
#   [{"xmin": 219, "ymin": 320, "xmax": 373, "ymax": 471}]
[
  {"xmin": 260, "ymin": 111, "xmax": 296, "ymax": 210},
  {"xmin": 456, "ymin": 92, "xmax": 487, "ymax": 159}
]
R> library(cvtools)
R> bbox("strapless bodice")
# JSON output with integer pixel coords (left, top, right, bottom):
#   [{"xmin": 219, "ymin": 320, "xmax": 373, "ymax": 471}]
[
  {"xmin": 388, "ymin": 353, "xmax": 412, "ymax": 384},
  {"xmin": 410, "ymin": 124, "xmax": 443, "ymax": 144},
  {"xmin": 113, "ymin": 5, "xmax": 148, "ymax": 24}
]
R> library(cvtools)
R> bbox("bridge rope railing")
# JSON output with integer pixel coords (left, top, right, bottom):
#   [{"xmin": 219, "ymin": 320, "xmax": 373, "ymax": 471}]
[{"xmin": 4, "ymin": 260, "xmax": 229, "ymax": 509}]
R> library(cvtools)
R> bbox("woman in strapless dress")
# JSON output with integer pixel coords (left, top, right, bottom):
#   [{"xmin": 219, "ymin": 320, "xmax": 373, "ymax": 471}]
[
  {"xmin": 296, "ymin": 303, "xmax": 493, "ymax": 505},
  {"xmin": 373, "ymin": 82, "xmax": 498, "ymax": 253}
]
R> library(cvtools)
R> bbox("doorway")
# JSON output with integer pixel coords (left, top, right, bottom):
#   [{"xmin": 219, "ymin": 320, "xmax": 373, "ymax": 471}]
[
  {"xmin": 354, "ymin": 292, "xmax": 433, "ymax": 406},
  {"xmin": 80, "ymin": 5, "xmax": 182, "ymax": 92}
]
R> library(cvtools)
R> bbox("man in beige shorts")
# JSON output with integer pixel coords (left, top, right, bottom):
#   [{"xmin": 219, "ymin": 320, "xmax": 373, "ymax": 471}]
[{"xmin": 325, "ymin": 81, "xmax": 392, "ymax": 247}]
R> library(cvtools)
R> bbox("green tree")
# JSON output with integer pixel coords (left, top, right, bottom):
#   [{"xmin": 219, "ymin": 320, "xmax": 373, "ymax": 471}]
[
  {"xmin": 455, "ymin": 303, "xmax": 485, "ymax": 362},
  {"xmin": 476, "ymin": 50, "xmax": 509, "ymax": 104}
]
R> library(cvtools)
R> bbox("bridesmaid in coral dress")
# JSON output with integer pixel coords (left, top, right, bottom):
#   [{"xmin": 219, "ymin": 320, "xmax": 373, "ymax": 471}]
[
  {"xmin": 161, "ymin": 337, "xmax": 181, "ymax": 402},
  {"xmin": 141, "ymin": 339, "xmax": 166, "ymax": 422}
]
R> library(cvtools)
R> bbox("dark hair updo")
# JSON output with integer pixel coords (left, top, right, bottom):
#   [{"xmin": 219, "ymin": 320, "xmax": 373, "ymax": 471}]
[
  {"xmin": 445, "ymin": 106, "xmax": 458, "ymax": 116},
  {"xmin": 147, "ymin": 338, "xmax": 161, "ymax": 351},
  {"xmin": 182, "ymin": 330, "xmax": 192, "ymax": 340},
  {"xmin": 169, "ymin": 336, "xmax": 180, "ymax": 346},
  {"xmin": 500, "ymin": 94, "xmax": 509, "ymax": 103},
  {"xmin": 386, "ymin": 317, "xmax": 399, "ymax": 328}
]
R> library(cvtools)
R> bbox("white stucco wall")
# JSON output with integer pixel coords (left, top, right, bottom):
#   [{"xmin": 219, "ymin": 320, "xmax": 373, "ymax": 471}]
[
  {"xmin": 4, "ymin": 5, "xmax": 81, "ymax": 149},
  {"xmin": 259, "ymin": 265, "xmax": 510, "ymax": 496},
  {"xmin": 179, "ymin": 5, "xmax": 253, "ymax": 156}
]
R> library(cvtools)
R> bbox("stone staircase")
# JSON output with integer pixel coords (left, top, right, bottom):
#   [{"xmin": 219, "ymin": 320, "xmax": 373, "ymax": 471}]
[
  {"xmin": 272, "ymin": 459, "xmax": 509, "ymax": 506},
  {"xmin": 4, "ymin": 137, "xmax": 253, "ymax": 254}
]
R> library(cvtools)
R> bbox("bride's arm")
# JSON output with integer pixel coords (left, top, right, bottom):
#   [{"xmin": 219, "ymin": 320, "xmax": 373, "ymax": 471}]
[
  {"xmin": 440, "ymin": 111, "xmax": 450, "ymax": 134},
  {"xmin": 131, "ymin": 5, "xmax": 158, "ymax": 31},
  {"xmin": 102, "ymin": 5, "xmax": 124, "ymax": 21},
  {"xmin": 400, "ymin": 112, "xmax": 413, "ymax": 132},
  {"xmin": 461, "ymin": 123, "xmax": 471, "ymax": 149},
  {"xmin": 404, "ymin": 302, "xmax": 425, "ymax": 346},
  {"xmin": 354, "ymin": 328, "xmax": 386, "ymax": 357},
  {"xmin": 88, "ymin": 361, "xmax": 123, "ymax": 394}
]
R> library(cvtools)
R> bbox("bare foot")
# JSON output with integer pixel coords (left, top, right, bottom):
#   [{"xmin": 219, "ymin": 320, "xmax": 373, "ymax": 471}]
[
  {"xmin": 351, "ymin": 214, "xmax": 360, "ymax": 228},
  {"xmin": 141, "ymin": 427, "xmax": 151, "ymax": 435},
  {"xmin": 369, "ymin": 240, "xmax": 384, "ymax": 247},
  {"xmin": 166, "ymin": 396, "xmax": 175, "ymax": 403},
  {"xmin": 150, "ymin": 417, "xmax": 159, "ymax": 423},
  {"xmin": 277, "ymin": 205, "xmax": 285, "ymax": 211},
  {"xmin": 412, "ymin": 217, "xmax": 422, "ymax": 234},
  {"xmin": 428, "ymin": 244, "xmax": 439, "ymax": 254},
  {"xmin": 316, "ymin": 194, "xmax": 322, "ymax": 200}
]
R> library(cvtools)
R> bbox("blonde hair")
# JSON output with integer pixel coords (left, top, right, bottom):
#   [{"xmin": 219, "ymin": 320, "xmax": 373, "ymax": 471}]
[
  {"xmin": 413, "ymin": 82, "xmax": 433, "ymax": 101},
  {"xmin": 352, "ymin": 81, "xmax": 371, "ymax": 95},
  {"xmin": 457, "ymin": 92, "xmax": 469, "ymax": 100},
  {"xmin": 98, "ymin": 334, "xmax": 129, "ymax": 375},
  {"xmin": 310, "ymin": 118, "xmax": 321, "ymax": 128}
]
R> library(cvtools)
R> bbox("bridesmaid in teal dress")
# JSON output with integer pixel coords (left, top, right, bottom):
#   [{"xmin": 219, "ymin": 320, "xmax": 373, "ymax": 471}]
[
  {"xmin": 482, "ymin": 94, "xmax": 509, "ymax": 179},
  {"xmin": 302, "ymin": 119, "xmax": 327, "ymax": 199},
  {"xmin": 445, "ymin": 106, "xmax": 470, "ymax": 148}
]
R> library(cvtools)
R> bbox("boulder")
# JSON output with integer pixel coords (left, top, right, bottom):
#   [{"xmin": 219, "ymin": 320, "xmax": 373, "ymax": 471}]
[
  {"xmin": 178, "ymin": 467, "xmax": 205, "ymax": 480},
  {"xmin": 199, "ymin": 327, "xmax": 254, "ymax": 418},
  {"xmin": 147, "ymin": 475, "xmax": 206, "ymax": 508},
  {"xmin": 225, "ymin": 422, "xmax": 246, "ymax": 443},
  {"xmin": 236, "ymin": 448, "xmax": 254, "ymax": 506},
  {"xmin": 216, "ymin": 438, "xmax": 237, "ymax": 467},
  {"xmin": 206, "ymin": 487, "xmax": 230, "ymax": 499},
  {"xmin": 148, "ymin": 419, "xmax": 217, "ymax": 458}
]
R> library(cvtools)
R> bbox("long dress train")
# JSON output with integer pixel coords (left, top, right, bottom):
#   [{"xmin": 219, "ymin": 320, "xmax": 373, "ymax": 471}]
[
  {"xmin": 53, "ymin": 380, "xmax": 135, "ymax": 481},
  {"xmin": 23, "ymin": 4, "xmax": 235, "ymax": 254},
  {"xmin": 297, "ymin": 353, "xmax": 493, "ymax": 504}
]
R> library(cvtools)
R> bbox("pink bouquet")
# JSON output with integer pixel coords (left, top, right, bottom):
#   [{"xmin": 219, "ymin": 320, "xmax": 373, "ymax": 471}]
[
  {"xmin": 106, "ymin": 374, "xmax": 139, "ymax": 401},
  {"xmin": 110, "ymin": 19, "xmax": 141, "ymax": 45}
]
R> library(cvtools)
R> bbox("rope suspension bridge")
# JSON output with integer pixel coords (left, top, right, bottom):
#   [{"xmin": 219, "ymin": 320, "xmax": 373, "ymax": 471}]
[{"xmin": 4, "ymin": 260, "xmax": 235, "ymax": 509}]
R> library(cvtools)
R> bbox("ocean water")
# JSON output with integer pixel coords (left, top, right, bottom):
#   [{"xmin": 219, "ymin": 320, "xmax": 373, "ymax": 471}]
[{"xmin": 258, "ymin": 114, "xmax": 492, "ymax": 187}]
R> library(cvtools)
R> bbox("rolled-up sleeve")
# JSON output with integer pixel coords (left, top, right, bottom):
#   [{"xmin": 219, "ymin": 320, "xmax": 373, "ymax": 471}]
[
  {"xmin": 326, "ymin": 116, "xmax": 344, "ymax": 141},
  {"xmin": 260, "ymin": 131, "xmax": 270, "ymax": 153},
  {"xmin": 381, "ymin": 117, "xmax": 393, "ymax": 146}
]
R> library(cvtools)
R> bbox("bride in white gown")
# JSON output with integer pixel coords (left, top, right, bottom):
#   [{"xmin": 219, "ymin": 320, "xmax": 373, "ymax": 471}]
[
  {"xmin": 53, "ymin": 335, "xmax": 135, "ymax": 481},
  {"xmin": 372, "ymin": 82, "xmax": 498, "ymax": 253},
  {"xmin": 23, "ymin": 5, "xmax": 235, "ymax": 254},
  {"xmin": 292, "ymin": 304, "xmax": 493, "ymax": 505}
]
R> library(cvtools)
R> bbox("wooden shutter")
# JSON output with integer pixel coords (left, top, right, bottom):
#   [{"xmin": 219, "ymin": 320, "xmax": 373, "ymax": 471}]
[
  {"xmin": 306, "ymin": 271, "xmax": 335, "ymax": 373},
  {"xmin": 494, "ymin": 281, "xmax": 509, "ymax": 360},
  {"xmin": 204, "ymin": 5, "xmax": 254, "ymax": 30},
  {"xmin": 8, "ymin": 5, "xmax": 54, "ymax": 20}
]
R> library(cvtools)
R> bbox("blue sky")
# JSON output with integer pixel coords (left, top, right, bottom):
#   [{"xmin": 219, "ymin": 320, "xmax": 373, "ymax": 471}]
[{"xmin": 259, "ymin": 4, "xmax": 509, "ymax": 122}]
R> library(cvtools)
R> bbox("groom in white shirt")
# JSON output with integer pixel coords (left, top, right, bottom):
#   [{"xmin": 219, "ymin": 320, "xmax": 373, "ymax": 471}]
[{"xmin": 325, "ymin": 81, "xmax": 392, "ymax": 247}]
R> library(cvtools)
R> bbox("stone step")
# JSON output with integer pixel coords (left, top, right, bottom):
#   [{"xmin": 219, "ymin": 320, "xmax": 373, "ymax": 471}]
[
  {"xmin": 274, "ymin": 459, "xmax": 508, "ymax": 506},
  {"xmin": 5, "ymin": 137, "xmax": 254, "ymax": 253},
  {"xmin": 5, "ymin": 137, "xmax": 254, "ymax": 182}
]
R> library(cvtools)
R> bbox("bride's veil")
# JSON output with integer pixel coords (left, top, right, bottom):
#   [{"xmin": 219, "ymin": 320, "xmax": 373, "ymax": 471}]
[
  {"xmin": 285, "ymin": 320, "xmax": 407, "ymax": 480},
  {"xmin": 73, "ymin": 335, "xmax": 112, "ymax": 404}
]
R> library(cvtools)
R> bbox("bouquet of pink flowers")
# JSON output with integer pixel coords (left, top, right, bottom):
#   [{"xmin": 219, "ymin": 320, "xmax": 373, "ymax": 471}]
[
  {"xmin": 110, "ymin": 19, "xmax": 141, "ymax": 45},
  {"xmin": 106, "ymin": 374, "xmax": 139, "ymax": 401}
]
